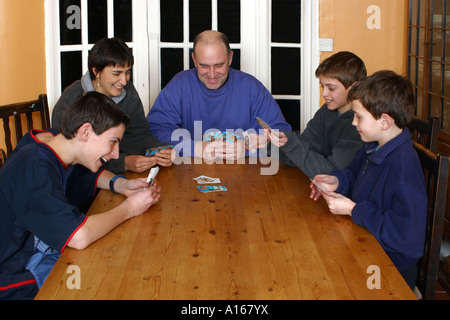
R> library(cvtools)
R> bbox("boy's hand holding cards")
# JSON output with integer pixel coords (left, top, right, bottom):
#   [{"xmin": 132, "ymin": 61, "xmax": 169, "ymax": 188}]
[{"xmin": 309, "ymin": 178, "xmax": 331, "ymax": 197}]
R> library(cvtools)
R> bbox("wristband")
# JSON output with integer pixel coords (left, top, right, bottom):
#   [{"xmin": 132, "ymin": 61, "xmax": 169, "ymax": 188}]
[{"xmin": 109, "ymin": 175, "xmax": 127, "ymax": 194}]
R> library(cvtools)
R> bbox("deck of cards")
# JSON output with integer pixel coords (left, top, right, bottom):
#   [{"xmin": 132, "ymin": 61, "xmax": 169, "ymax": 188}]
[
  {"xmin": 145, "ymin": 144, "xmax": 174, "ymax": 157},
  {"xmin": 203, "ymin": 131, "xmax": 239, "ymax": 143},
  {"xmin": 256, "ymin": 116, "xmax": 280, "ymax": 138},
  {"xmin": 193, "ymin": 175, "xmax": 227, "ymax": 193}
]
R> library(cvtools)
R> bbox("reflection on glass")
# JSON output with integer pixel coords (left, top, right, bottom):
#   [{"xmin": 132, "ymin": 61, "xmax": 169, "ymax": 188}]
[
  {"xmin": 410, "ymin": 0, "xmax": 419, "ymax": 25},
  {"xmin": 272, "ymin": 0, "xmax": 301, "ymax": 43},
  {"xmin": 430, "ymin": 61, "xmax": 443, "ymax": 94},
  {"xmin": 418, "ymin": 28, "xmax": 425, "ymax": 57},
  {"xmin": 114, "ymin": 0, "xmax": 132, "ymax": 42},
  {"xmin": 443, "ymin": 99, "xmax": 450, "ymax": 131},
  {"xmin": 161, "ymin": 48, "xmax": 184, "ymax": 89},
  {"xmin": 218, "ymin": 0, "xmax": 241, "ymax": 43},
  {"xmin": 276, "ymin": 99, "xmax": 301, "ymax": 131},
  {"xmin": 445, "ymin": 64, "xmax": 450, "ymax": 97},
  {"xmin": 189, "ymin": 0, "xmax": 212, "ymax": 42},
  {"xmin": 161, "ymin": 0, "xmax": 183, "ymax": 42},
  {"xmin": 409, "ymin": 27, "xmax": 418, "ymax": 55},
  {"xmin": 271, "ymin": 47, "xmax": 300, "ymax": 95},
  {"xmin": 431, "ymin": 30, "xmax": 444, "ymax": 61},
  {"xmin": 409, "ymin": 56, "xmax": 417, "ymax": 84},
  {"xmin": 61, "ymin": 51, "xmax": 82, "ymax": 92},
  {"xmin": 88, "ymin": 0, "xmax": 107, "ymax": 44},
  {"xmin": 432, "ymin": 0, "xmax": 444, "ymax": 28},
  {"xmin": 430, "ymin": 94, "xmax": 442, "ymax": 119}
]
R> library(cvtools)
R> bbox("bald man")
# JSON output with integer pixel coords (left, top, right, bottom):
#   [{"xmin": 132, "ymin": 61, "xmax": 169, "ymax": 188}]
[{"xmin": 147, "ymin": 30, "xmax": 291, "ymax": 161}]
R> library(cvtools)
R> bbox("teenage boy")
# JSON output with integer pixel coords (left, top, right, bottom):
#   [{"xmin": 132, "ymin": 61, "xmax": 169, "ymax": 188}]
[
  {"xmin": 266, "ymin": 51, "xmax": 365, "ymax": 178},
  {"xmin": 0, "ymin": 92, "xmax": 161, "ymax": 299},
  {"xmin": 310, "ymin": 70, "xmax": 427, "ymax": 289}
]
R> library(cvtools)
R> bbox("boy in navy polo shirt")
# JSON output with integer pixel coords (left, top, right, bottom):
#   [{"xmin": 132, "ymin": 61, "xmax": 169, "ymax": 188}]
[
  {"xmin": 0, "ymin": 92, "xmax": 161, "ymax": 299},
  {"xmin": 310, "ymin": 70, "xmax": 427, "ymax": 289}
]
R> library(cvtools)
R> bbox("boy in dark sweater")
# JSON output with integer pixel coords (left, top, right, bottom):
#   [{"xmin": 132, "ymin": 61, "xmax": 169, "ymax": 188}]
[
  {"xmin": 310, "ymin": 70, "xmax": 427, "ymax": 289},
  {"xmin": 266, "ymin": 51, "xmax": 365, "ymax": 178}
]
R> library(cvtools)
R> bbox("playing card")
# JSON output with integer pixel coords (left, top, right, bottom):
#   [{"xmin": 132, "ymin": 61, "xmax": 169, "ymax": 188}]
[
  {"xmin": 309, "ymin": 178, "xmax": 331, "ymax": 196},
  {"xmin": 197, "ymin": 185, "xmax": 228, "ymax": 193},
  {"xmin": 203, "ymin": 131, "xmax": 239, "ymax": 143},
  {"xmin": 256, "ymin": 116, "xmax": 272, "ymax": 131},
  {"xmin": 242, "ymin": 131, "xmax": 256, "ymax": 153},
  {"xmin": 145, "ymin": 144, "xmax": 174, "ymax": 157},
  {"xmin": 193, "ymin": 175, "xmax": 221, "ymax": 184}
]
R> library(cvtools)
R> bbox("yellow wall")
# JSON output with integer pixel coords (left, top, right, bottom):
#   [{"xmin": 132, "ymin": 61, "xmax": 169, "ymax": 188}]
[
  {"xmin": 0, "ymin": 0, "xmax": 46, "ymax": 105},
  {"xmin": 319, "ymin": 0, "xmax": 409, "ymax": 75},
  {"xmin": 0, "ymin": 0, "xmax": 46, "ymax": 152}
]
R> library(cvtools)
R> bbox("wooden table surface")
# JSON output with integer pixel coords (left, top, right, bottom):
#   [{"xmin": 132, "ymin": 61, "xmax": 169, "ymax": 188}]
[{"xmin": 35, "ymin": 157, "xmax": 416, "ymax": 300}]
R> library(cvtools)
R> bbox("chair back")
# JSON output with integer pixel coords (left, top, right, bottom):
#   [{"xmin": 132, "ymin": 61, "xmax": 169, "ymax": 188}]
[
  {"xmin": 0, "ymin": 94, "xmax": 50, "ymax": 161},
  {"xmin": 414, "ymin": 141, "xmax": 450, "ymax": 299},
  {"xmin": 408, "ymin": 116, "xmax": 440, "ymax": 153}
]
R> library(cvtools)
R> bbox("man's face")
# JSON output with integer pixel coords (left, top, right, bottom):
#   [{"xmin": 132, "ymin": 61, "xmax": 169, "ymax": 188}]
[{"xmin": 192, "ymin": 43, "xmax": 233, "ymax": 90}]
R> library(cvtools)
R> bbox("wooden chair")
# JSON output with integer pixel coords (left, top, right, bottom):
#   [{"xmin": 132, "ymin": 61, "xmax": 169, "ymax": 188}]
[
  {"xmin": 414, "ymin": 141, "xmax": 450, "ymax": 300},
  {"xmin": 408, "ymin": 116, "xmax": 440, "ymax": 153},
  {"xmin": 0, "ymin": 94, "xmax": 50, "ymax": 160}
]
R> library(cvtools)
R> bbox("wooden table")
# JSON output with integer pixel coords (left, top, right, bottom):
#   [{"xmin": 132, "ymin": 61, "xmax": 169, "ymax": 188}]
[{"xmin": 35, "ymin": 158, "xmax": 416, "ymax": 300}]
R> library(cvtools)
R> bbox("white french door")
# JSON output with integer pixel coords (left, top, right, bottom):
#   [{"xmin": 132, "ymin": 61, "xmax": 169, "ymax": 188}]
[{"xmin": 45, "ymin": 0, "xmax": 319, "ymax": 131}]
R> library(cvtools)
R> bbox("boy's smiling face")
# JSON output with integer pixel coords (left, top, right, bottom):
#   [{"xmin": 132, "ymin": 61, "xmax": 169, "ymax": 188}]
[
  {"xmin": 351, "ymin": 99, "xmax": 381, "ymax": 143},
  {"xmin": 319, "ymin": 75, "xmax": 353, "ymax": 114},
  {"xmin": 83, "ymin": 124, "xmax": 125, "ymax": 172}
]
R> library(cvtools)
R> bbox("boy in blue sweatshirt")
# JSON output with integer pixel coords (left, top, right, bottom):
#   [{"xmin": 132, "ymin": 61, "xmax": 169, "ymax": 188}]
[{"xmin": 310, "ymin": 70, "xmax": 427, "ymax": 289}]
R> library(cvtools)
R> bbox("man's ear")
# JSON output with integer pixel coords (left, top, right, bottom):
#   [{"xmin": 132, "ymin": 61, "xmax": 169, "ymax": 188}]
[
  {"xmin": 379, "ymin": 113, "xmax": 394, "ymax": 130},
  {"xmin": 228, "ymin": 50, "xmax": 234, "ymax": 66},
  {"xmin": 191, "ymin": 52, "xmax": 197, "ymax": 67},
  {"xmin": 77, "ymin": 123, "xmax": 93, "ymax": 142}
]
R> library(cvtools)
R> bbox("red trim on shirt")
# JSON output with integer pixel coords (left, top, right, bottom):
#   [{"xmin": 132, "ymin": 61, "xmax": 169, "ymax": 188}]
[
  {"xmin": 30, "ymin": 129, "xmax": 69, "ymax": 169},
  {"xmin": 0, "ymin": 279, "xmax": 37, "ymax": 291},
  {"xmin": 60, "ymin": 215, "xmax": 89, "ymax": 253},
  {"xmin": 95, "ymin": 169, "xmax": 106, "ymax": 195}
]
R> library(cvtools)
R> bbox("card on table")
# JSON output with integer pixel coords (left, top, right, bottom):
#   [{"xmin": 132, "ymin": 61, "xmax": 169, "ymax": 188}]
[
  {"xmin": 197, "ymin": 185, "xmax": 228, "ymax": 193},
  {"xmin": 193, "ymin": 175, "xmax": 221, "ymax": 184}
]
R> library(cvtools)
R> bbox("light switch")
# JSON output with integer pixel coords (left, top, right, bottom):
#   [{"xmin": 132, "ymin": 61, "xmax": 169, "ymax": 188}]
[{"xmin": 319, "ymin": 38, "xmax": 333, "ymax": 52}]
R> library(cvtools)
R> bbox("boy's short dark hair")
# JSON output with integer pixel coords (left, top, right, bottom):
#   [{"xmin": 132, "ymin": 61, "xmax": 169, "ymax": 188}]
[
  {"xmin": 88, "ymin": 37, "xmax": 134, "ymax": 79},
  {"xmin": 60, "ymin": 92, "xmax": 130, "ymax": 139},
  {"xmin": 347, "ymin": 70, "xmax": 415, "ymax": 128},
  {"xmin": 315, "ymin": 51, "xmax": 367, "ymax": 89}
]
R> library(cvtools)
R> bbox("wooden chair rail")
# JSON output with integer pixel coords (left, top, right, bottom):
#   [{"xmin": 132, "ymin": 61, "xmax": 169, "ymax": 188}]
[{"xmin": 0, "ymin": 94, "xmax": 50, "ymax": 158}]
